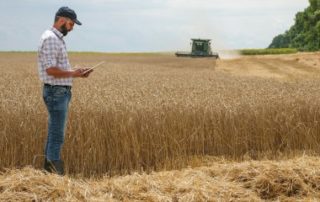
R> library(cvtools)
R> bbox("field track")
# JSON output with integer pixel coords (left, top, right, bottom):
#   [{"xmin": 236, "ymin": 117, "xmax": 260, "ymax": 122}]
[{"xmin": 218, "ymin": 52, "xmax": 320, "ymax": 79}]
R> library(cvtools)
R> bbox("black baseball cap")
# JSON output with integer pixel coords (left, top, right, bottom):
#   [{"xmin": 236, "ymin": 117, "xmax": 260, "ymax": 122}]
[{"xmin": 55, "ymin": 6, "xmax": 82, "ymax": 25}]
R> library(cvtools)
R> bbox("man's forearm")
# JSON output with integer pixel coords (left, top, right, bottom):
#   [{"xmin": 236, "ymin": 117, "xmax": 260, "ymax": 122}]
[{"xmin": 46, "ymin": 67, "xmax": 76, "ymax": 78}]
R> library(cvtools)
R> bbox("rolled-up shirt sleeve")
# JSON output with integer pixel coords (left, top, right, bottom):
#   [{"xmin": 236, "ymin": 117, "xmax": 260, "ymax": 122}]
[{"xmin": 40, "ymin": 37, "xmax": 59, "ymax": 69}]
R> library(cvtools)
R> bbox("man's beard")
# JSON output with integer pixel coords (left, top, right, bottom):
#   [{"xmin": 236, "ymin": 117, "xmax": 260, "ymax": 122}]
[{"xmin": 60, "ymin": 23, "xmax": 69, "ymax": 36}]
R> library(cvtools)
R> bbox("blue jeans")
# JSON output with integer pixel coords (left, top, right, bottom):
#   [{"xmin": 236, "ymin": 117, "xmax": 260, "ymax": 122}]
[{"xmin": 43, "ymin": 85, "xmax": 71, "ymax": 161}]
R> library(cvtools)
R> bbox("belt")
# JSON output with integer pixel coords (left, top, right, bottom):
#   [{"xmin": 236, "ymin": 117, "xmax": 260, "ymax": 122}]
[{"xmin": 44, "ymin": 83, "xmax": 72, "ymax": 89}]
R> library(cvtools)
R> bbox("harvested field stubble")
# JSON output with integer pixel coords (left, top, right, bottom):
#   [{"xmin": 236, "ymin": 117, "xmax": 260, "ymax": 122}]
[
  {"xmin": 1, "ymin": 52, "xmax": 320, "ymax": 178},
  {"xmin": 1, "ymin": 156, "xmax": 320, "ymax": 201}
]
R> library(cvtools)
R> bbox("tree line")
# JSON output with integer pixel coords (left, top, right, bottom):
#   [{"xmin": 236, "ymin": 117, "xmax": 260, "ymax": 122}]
[{"xmin": 269, "ymin": 0, "xmax": 320, "ymax": 51}]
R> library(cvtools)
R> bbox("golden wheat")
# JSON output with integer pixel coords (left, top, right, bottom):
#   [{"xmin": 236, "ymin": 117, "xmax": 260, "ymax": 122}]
[{"xmin": 1, "ymin": 52, "xmax": 320, "ymax": 178}]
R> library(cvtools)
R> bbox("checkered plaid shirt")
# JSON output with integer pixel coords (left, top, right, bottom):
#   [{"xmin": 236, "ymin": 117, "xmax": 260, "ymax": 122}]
[{"xmin": 37, "ymin": 27, "xmax": 73, "ymax": 86}]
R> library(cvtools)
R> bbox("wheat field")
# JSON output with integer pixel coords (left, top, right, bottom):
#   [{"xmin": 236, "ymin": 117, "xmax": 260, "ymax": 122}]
[{"xmin": 1, "ymin": 52, "xmax": 320, "ymax": 201}]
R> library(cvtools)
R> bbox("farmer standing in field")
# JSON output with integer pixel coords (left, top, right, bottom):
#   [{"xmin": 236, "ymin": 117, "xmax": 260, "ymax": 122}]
[{"xmin": 37, "ymin": 6, "xmax": 93, "ymax": 175}]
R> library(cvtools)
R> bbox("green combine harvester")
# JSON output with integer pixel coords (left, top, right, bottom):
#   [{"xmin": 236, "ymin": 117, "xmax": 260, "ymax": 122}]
[{"xmin": 175, "ymin": 38, "xmax": 219, "ymax": 58}]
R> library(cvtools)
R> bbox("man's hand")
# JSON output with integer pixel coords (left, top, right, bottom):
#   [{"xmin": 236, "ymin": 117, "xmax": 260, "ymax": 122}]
[
  {"xmin": 72, "ymin": 68, "xmax": 93, "ymax": 78},
  {"xmin": 72, "ymin": 68, "xmax": 85, "ymax": 77},
  {"xmin": 80, "ymin": 68, "xmax": 93, "ymax": 78}
]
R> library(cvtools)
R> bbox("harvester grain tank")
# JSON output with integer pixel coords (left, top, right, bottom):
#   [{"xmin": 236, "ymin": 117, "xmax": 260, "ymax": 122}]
[{"xmin": 175, "ymin": 39, "xmax": 219, "ymax": 58}]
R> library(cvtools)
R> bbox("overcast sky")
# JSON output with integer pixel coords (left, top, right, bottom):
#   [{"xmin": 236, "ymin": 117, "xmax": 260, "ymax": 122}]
[{"xmin": 0, "ymin": 0, "xmax": 309, "ymax": 52}]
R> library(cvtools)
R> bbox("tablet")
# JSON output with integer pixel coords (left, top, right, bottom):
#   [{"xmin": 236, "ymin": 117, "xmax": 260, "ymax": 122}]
[{"xmin": 83, "ymin": 61, "xmax": 105, "ymax": 74}]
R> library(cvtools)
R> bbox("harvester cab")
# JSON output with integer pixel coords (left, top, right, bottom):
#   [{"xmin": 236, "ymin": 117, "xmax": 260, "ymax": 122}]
[{"xmin": 175, "ymin": 39, "xmax": 219, "ymax": 59}]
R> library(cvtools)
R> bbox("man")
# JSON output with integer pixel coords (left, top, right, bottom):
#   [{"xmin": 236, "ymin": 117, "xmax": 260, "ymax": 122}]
[{"xmin": 37, "ymin": 6, "xmax": 92, "ymax": 175}]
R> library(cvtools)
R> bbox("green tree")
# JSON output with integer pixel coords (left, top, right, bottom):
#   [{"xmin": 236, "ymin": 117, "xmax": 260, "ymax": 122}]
[{"xmin": 268, "ymin": 0, "xmax": 320, "ymax": 51}]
